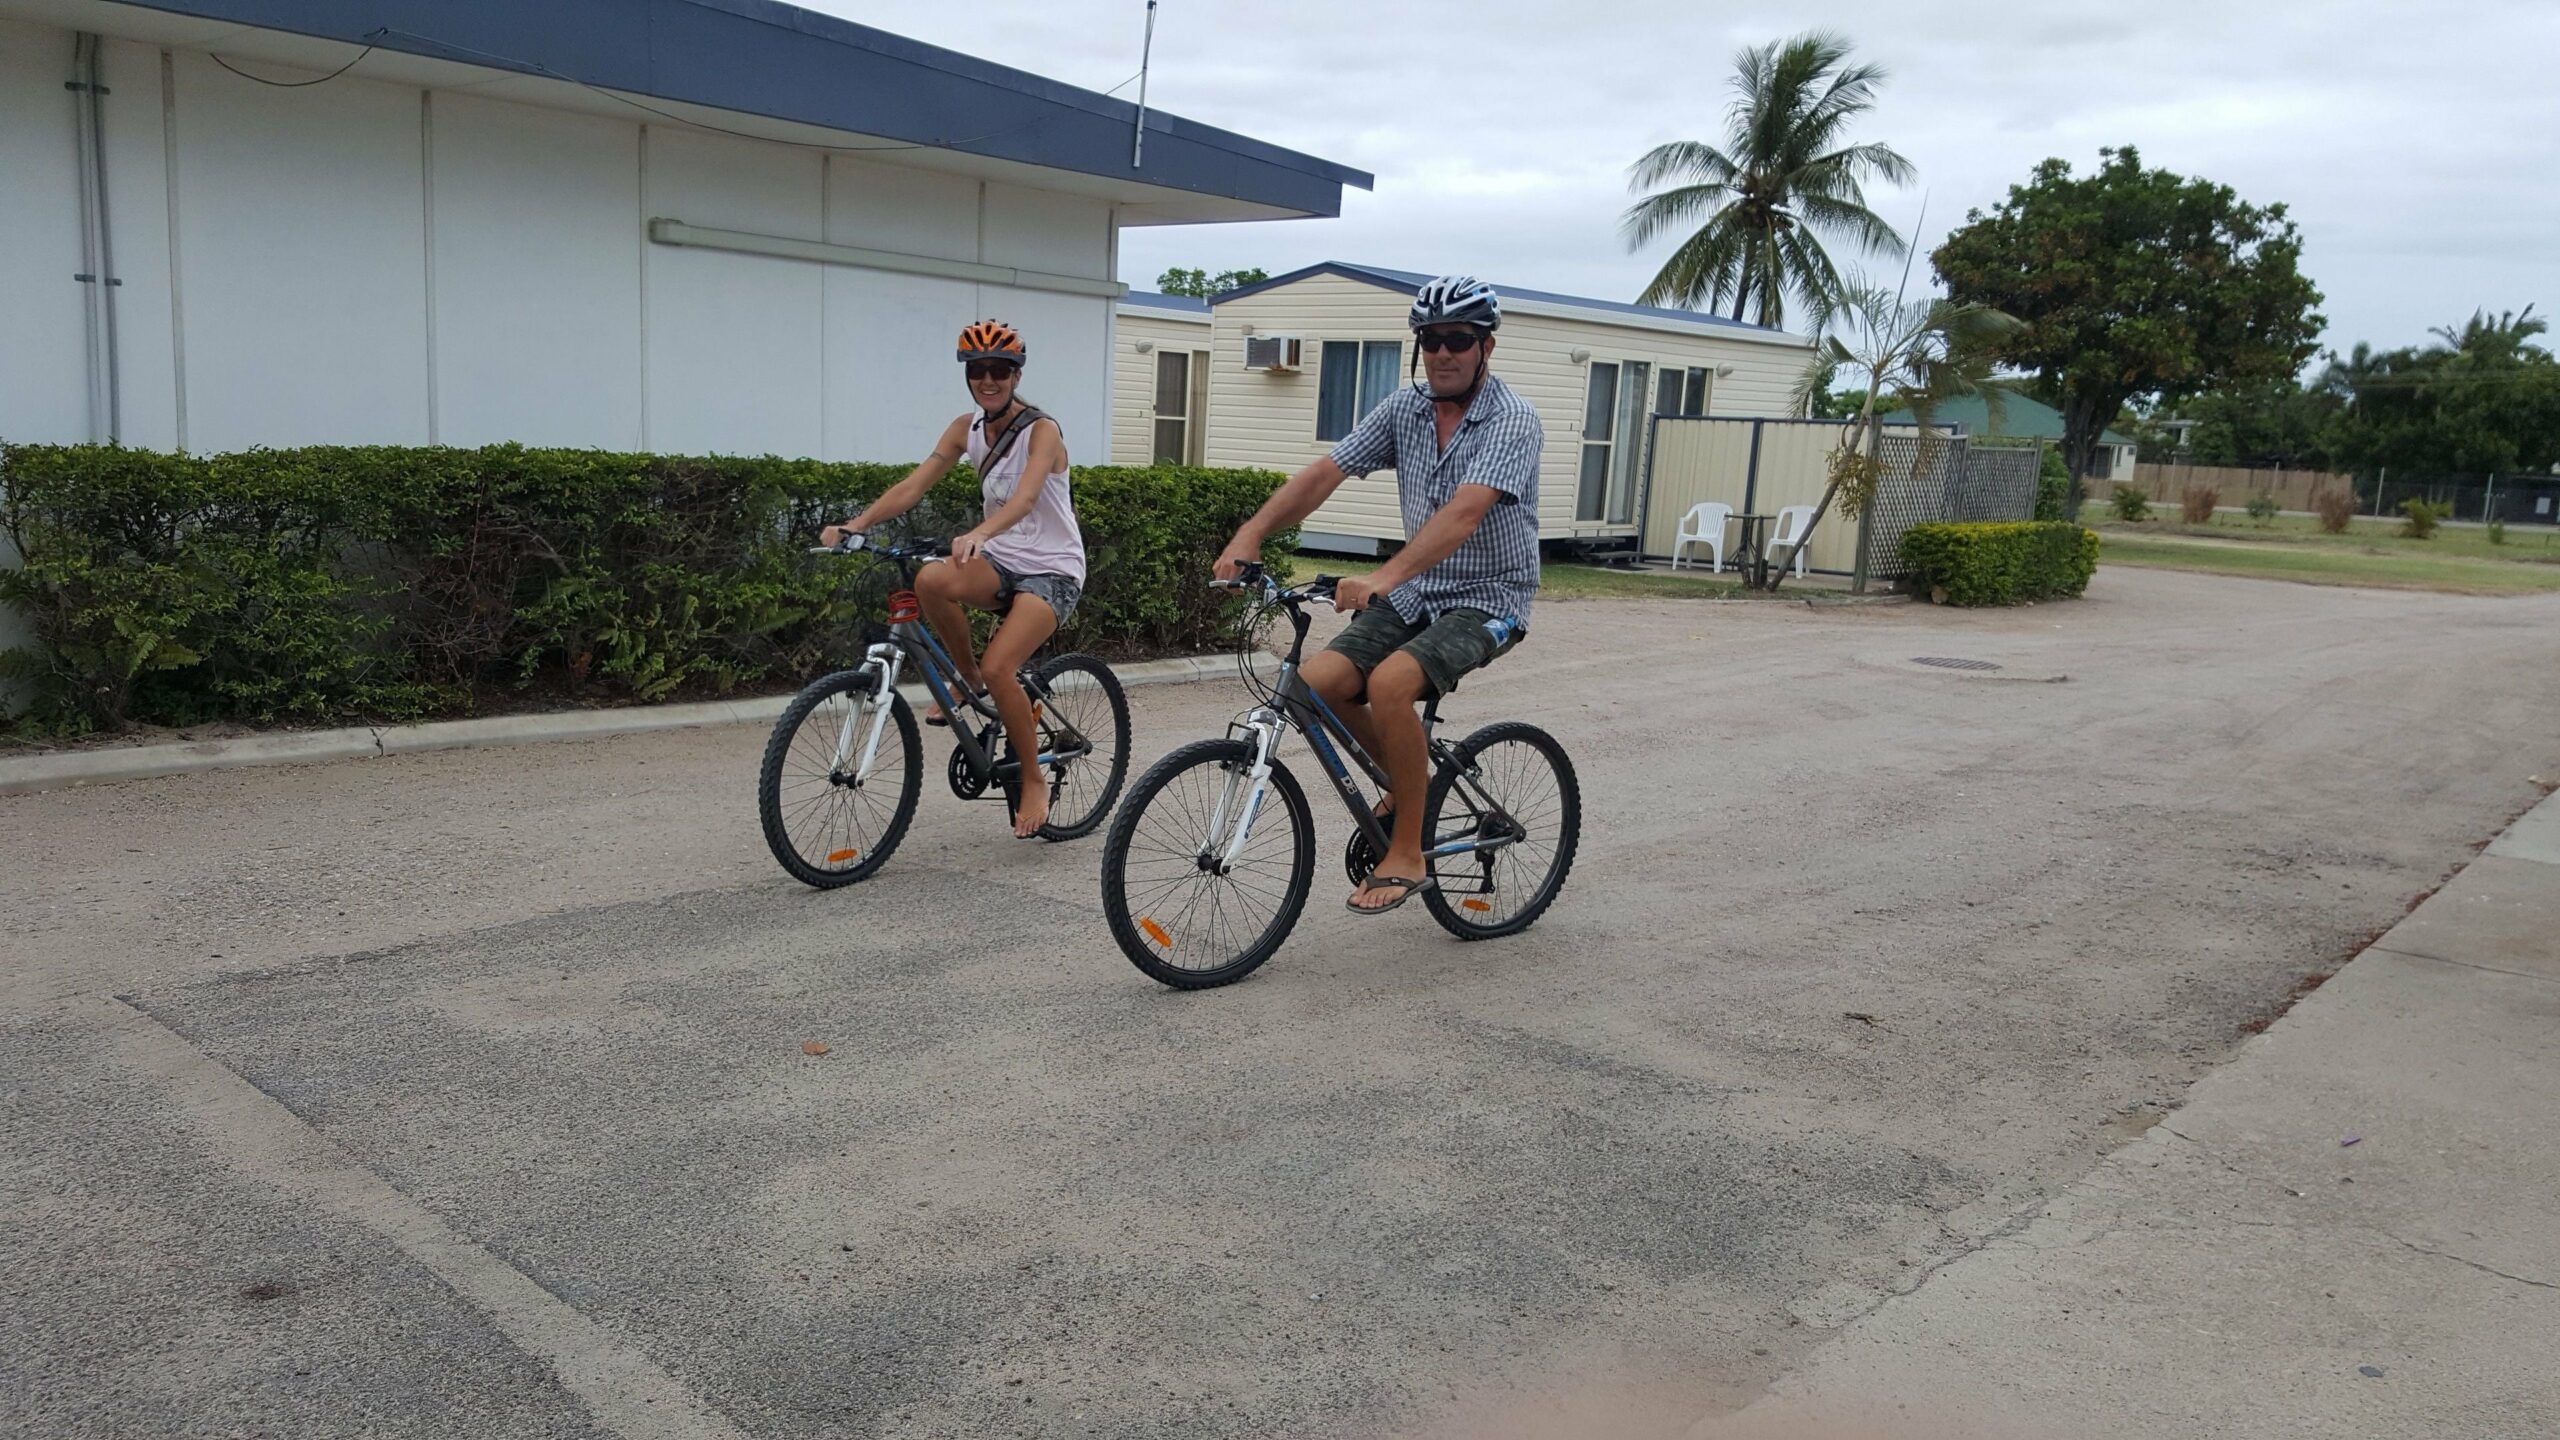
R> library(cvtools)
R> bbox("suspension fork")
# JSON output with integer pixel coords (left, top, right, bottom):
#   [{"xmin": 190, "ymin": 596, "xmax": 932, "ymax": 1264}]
[
  {"xmin": 1207, "ymin": 709, "xmax": 1285, "ymax": 871},
  {"xmin": 833, "ymin": 643, "xmax": 906, "ymax": 776}
]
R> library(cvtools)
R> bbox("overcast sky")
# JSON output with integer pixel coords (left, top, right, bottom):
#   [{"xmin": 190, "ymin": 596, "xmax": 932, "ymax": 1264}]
[{"xmin": 813, "ymin": 1, "xmax": 2560, "ymax": 356}]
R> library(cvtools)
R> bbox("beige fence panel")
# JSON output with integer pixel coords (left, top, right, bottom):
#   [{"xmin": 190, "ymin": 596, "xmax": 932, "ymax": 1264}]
[
  {"xmin": 1640, "ymin": 417, "xmax": 1755, "ymax": 553},
  {"xmin": 1641, "ymin": 417, "xmax": 1868, "ymax": 574},
  {"xmin": 2130, "ymin": 461, "xmax": 2353, "ymax": 512}
]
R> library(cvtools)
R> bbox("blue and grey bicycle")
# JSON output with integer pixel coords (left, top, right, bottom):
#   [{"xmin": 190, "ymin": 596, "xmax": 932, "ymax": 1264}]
[
  {"xmin": 757, "ymin": 533, "xmax": 1130, "ymax": 887},
  {"xmin": 1099, "ymin": 562, "xmax": 1580, "ymax": 988}
]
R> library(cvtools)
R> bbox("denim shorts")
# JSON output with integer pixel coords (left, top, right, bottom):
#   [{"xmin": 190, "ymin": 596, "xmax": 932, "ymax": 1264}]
[{"xmin": 990, "ymin": 560, "xmax": 1081, "ymax": 624}]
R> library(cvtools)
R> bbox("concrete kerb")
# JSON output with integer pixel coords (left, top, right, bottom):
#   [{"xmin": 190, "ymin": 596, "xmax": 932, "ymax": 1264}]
[{"xmin": 0, "ymin": 653, "xmax": 1232, "ymax": 797}]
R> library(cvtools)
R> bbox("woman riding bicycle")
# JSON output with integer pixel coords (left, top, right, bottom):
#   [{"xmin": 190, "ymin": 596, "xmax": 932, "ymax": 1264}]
[{"xmin": 821, "ymin": 320, "xmax": 1087, "ymax": 838}]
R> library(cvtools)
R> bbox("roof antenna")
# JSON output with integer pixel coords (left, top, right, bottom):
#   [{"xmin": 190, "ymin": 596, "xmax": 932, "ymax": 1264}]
[{"xmin": 1131, "ymin": 0, "xmax": 1157, "ymax": 168}]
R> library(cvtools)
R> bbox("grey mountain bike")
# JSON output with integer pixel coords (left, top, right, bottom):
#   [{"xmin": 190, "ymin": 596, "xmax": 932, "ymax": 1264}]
[
  {"xmin": 757, "ymin": 534, "xmax": 1129, "ymax": 887},
  {"xmin": 1098, "ymin": 562, "xmax": 1579, "ymax": 989}
]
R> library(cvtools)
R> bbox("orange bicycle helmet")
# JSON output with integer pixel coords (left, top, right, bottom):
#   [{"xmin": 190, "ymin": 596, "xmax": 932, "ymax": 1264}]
[{"xmin": 957, "ymin": 320, "xmax": 1026, "ymax": 364}]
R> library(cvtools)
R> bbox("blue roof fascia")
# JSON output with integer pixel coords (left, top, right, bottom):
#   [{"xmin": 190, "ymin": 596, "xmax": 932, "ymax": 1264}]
[{"xmin": 114, "ymin": 0, "xmax": 1372, "ymax": 216}]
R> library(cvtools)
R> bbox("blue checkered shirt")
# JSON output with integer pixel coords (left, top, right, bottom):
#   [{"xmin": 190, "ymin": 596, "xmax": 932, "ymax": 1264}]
[{"xmin": 1329, "ymin": 373, "xmax": 1543, "ymax": 627}]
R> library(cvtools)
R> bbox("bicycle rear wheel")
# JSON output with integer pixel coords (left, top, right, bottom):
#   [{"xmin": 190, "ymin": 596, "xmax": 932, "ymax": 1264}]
[
  {"xmin": 1025, "ymin": 652, "xmax": 1130, "ymax": 840},
  {"xmin": 1421, "ymin": 720, "xmax": 1580, "ymax": 939},
  {"xmin": 758, "ymin": 668, "xmax": 922, "ymax": 888},
  {"xmin": 1100, "ymin": 739, "xmax": 1314, "ymax": 989}
]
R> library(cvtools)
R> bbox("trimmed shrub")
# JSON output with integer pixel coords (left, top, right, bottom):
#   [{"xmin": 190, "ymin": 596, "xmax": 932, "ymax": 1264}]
[
  {"xmin": 0, "ymin": 443, "xmax": 1291, "ymax": 733},
  {"xmin": 2310, "ymin": 484, "xmax": 2357, "ymax": 533},
  {"xmin": 2110, "ymin": 484, "xmax": 2152, "ymax": 522},
  {"xmin": 2033, "ymin": 448, "xmax": 2072, "ymax": 522},
  {"xmin": 2244, "ymin": 492, "xmax": 2281, "ymax": 522},
  {"xmin": 2398, "ymin": 497, "xmax": 2449, "ymax": 540},
  {"xmin": 2179, "ymin": 482, "xmax": 2222, "ymax": 524},
  {"xmin": 2488, "ymin": 519, "xmax": 2508, "ymax": 545},
  {"xmin": 1899, "ymin": 521, "xmax": 2100, "ymax": 607}
]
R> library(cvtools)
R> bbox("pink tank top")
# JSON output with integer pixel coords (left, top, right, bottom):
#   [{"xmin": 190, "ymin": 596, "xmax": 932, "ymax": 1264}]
[{"xmin": 967, "ymin": 410, "xmax": 1086, "ymax": 585}]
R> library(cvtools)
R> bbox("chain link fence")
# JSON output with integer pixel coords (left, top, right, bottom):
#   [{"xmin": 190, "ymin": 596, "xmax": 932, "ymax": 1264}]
[
  {"xmin": 1852, "ymin": 435, "xmax": 2041, "ymax": 584},
  {"xmin": 2362, "ymin": 473, "xmax": 2560, "ymax": 527}
]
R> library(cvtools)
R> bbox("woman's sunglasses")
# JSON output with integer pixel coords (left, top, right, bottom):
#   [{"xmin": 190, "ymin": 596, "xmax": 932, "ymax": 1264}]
[
  {"xmin": 965, "ymin": 360, "xmax": 1020, "ymax": 381},
  {"xmin": 1416, "ymin": 328, "xmax": 1483, "ymax": 354}
]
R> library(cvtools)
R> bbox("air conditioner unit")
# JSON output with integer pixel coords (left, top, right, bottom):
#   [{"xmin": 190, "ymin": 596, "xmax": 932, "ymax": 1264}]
[{"xmin": 1243, "ymin": 335, "xmax": 1302, "ymax": 372}]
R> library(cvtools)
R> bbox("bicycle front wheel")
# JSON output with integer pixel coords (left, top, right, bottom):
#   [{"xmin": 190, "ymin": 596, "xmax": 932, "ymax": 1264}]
[
  {"xmin": 1027, "ymin": 652, "xmax": 1130, "ymax": 840},
  {"xmin": 1100, "ymin": 739, "xmax": 1313, "ymax": 989},
  {"xmin": 1421, "ymin": 720, "xmax": 1580, "ymax": 940},
  {"xmin": 758, "ymin": 668, "xmax": 922, "ymax": 888}
]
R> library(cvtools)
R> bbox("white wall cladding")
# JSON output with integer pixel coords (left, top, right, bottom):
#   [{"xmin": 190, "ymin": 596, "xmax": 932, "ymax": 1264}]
[
  {"xmin": 0, "ymin": 20, "xmax": 1119, "ymax": 462},
  {"xmin": 170, "ymin": 49, "xmax": 432, "ymax": 451},
  {"xmin": 0, "ymin": 20, "xmax": 106, "ymax": 445},
  {"xmin": 430, "ymin": 92, "xmax": 643, "ymax": 449}
]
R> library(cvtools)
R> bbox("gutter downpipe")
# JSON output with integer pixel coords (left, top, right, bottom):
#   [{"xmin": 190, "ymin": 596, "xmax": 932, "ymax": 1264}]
[{"xmin": 71, "ymin": 33, "xmax": 122, "ymax": 443}]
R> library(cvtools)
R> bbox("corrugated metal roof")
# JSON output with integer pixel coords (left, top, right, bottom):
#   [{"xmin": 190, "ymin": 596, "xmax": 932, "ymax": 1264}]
[
  {"xmin": 1213, "ymin": 261, "xmax": 1791, "ymax": 337},
  {"xmin": 1118, "ymin": 290, "xmax": 1211, "ymax": 314},
  {"xmin": 1883, "ymin": 392, "xmax": 2134, "ymax": 446}
]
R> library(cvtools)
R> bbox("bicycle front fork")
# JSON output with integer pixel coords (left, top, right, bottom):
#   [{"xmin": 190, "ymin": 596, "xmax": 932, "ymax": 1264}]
[
  {"xmin": 1206, "ymin": 708, "xmax": 1286, "ymax": 872},
  {"xmin": 830, "ymin": 643, "xmax": 906, "ymax": 779}
]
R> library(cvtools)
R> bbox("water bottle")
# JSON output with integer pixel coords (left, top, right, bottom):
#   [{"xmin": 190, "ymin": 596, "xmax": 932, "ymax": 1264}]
[{"xmin": 1480, "ymin": 614, "xmax": 1518, "ymax": 648}]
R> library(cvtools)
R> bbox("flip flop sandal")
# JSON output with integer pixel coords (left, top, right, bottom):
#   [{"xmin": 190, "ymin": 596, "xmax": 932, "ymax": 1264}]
[{"xmin": 1346, "ymin": 873, "xmax": 1433, "ymax": 916}]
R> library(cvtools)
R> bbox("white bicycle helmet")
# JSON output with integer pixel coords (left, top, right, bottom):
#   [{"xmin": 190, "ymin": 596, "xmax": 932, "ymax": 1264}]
[{"xmin": 1409, "ymin": 274, "xmax": 1502, "ymax": 332}]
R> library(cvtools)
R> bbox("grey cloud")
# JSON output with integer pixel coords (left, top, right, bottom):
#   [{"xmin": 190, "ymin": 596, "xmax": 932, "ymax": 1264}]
[{"xmin": 812, "ymin": 0, "xmax": 2560, "ymax": 351}]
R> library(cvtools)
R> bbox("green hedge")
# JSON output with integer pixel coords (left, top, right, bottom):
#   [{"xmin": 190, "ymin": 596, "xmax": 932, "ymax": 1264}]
[
  {"xmin": 0, "ymin": 443, "xmax": 1290, "ymax": 733},
  {"xmin": 1898, "ymin": 521, "xmax": 2099, "ymax": 606}
]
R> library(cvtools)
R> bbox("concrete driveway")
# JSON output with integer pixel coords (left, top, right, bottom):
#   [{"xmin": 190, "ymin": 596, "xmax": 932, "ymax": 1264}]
[{"xmin": 6, "ymin": 567, "xmax": 2557, "ymax": 1439}]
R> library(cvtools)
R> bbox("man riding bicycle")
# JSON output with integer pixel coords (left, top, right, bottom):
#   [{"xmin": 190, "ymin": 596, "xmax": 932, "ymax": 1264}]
[{"xmin": 1216, "ymin": 275, "xmax": 1540, "ymax": 915}]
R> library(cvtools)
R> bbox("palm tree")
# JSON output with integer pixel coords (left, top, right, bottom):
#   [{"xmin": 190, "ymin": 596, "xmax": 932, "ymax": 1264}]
[
  {"xmin": 1773, "ymin": 277, "xmax": 2019, "ymax": 590},
  {"xmin": 1621, "ymin": 32, "xmax": 1914, "ymax": 329},
  {"xmin": 2430, "ymin": 304, "xmax": 2546, "ymax": 363}
]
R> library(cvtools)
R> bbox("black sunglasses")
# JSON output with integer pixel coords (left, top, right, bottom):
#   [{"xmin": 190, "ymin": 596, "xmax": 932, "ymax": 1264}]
[
  {"xmin": 965, "ymin": 360, "xmax": 1020, "ymax": 381},
  {"xmin": 1416, "ymin": 328, "xmax": 1483, "ymax": 354}
]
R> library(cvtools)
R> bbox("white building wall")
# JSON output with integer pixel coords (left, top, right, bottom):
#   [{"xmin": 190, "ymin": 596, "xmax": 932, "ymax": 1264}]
[
  {"xmin": 430, "ymin": 92, "xmax": 644, "ymax": 449},
  {"xmin": 0, "ymin": 20, "xmax": 106, "ymax": 445},
  {"xmin": 0, "ymin": 19, "xmax": 1118, "ymax": 464},
  {"xmin": 170, "ymin": 49, "xmax": 433, "ymax": 452}
]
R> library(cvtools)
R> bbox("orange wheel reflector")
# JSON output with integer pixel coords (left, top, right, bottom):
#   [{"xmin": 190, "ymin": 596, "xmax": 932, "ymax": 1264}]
[
  {"xmin": 827, "ymin": 849, "xmax": 860, "ymax": 864},
  {"xmin": 1461, "ymin": 899, "xmax": 1492, "ymax": 912},
  {"xmin": 1139, "ymin": 918, "xmax": 1173, "ymax": 949}
]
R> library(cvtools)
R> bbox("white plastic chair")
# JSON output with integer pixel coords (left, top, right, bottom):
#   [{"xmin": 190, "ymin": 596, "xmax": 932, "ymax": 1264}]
[
  {"xmin": 1671, "ymin": 502, "xmax": 1734, "ymax": 572},
  {"xmin": 1766, "ymin": 504, "xmax": 1815, "ymax": 577}
]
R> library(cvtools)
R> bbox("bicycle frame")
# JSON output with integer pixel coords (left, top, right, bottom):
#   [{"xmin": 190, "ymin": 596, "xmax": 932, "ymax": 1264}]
[
  {"xmin": 817, "ymin": 544, "xmax": 1088, "ymax": 788},
  {"xmin": 1207, "ymin": 576, "xmax": 1519, "ymax": 878}
]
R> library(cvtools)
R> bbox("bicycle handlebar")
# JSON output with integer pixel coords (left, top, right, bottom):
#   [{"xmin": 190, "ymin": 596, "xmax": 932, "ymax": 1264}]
[
  {"xmin": 809, "ymin": 533, "xmax": 949, "ymax": 560},
  {"xmin": 1209, "ymin": 561, "xmax": 1339, "ymax": 605}
]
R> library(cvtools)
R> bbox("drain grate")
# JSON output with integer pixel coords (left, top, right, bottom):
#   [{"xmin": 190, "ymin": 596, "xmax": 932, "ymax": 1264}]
[{"xmin": 1913, "ymin": 655, "xmax": 2003, "ymax": 672}]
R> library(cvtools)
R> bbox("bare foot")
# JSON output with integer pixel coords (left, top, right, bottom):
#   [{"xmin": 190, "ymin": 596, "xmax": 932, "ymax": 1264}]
[{"xmin": 1012, "ymin": 777, "xmax": 1051, "ymax": 838}]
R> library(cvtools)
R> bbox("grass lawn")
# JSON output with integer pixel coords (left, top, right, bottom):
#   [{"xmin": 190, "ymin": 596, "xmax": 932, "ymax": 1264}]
[
  {"xmin": 1298, "ymin": 554, "xmax": 1742, "ymax": 600},
  {"xmin": 2090, "ymin": 516, "xmax": 2560, "ymax": 596}
]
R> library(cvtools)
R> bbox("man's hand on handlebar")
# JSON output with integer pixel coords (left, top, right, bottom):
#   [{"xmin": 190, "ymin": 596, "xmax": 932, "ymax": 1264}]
[
  {"xmin": 1332, "ymin": 574, "xmax": 1380, "ymax": 613},
  {"xmin": 1213, "ymin": 538, "xmax": 1265, "ymax": 583},
  {"xmin": 818, "ymin": 523, "xmax": 862, "ymax": 551}
]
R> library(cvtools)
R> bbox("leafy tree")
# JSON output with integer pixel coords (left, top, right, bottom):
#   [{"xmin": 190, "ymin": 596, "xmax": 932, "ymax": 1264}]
[
  {"xmin": 1933, "ymin": 147, "xmax": 2324, "ymax": 514},
  {"xmin": 1621, "ymin": 31, "xmax": 1913, "ymax": 328},
  {"xmin": 2160, "ymin": 381, "xmax": 2343, "ymax": 469},
  {"xmin": 2321, "ymin": 305, "xmax": 2560, "ymax": 479},
  {"xmin": 1809, "ymin": 384, "xmax": 1869, "ymax": 420},
  {"xmin": 1781, "ymin": 276, "xmax": 2020, "ymax": 589},
  {"xmin": 1154, "ymin": 267, "xmax": 1269, "ymax": 300}
]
